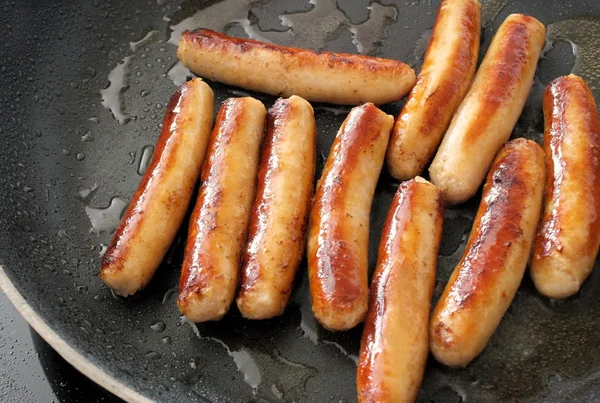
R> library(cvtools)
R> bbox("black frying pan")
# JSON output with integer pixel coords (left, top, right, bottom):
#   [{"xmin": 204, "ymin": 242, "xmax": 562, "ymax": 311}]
[{"xmin": 2, "ymin": 0, "xmax": 600, "ymax": 401}]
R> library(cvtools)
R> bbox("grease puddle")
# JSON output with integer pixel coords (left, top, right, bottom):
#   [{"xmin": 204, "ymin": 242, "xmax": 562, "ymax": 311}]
[
  {"xmin": 545, "ymin": 18, "xmax": 600, "ymax": 99},
  {"xmin": 85, "ymin": 197, "xmax": 128, "ymax": 234},
  {"xmin": 181, "ymin": 317, "xmax": 316, "ymax": 398},
  {"xmin": 167, "ymin": 0, "xmax": 397, "ymax": 55}
]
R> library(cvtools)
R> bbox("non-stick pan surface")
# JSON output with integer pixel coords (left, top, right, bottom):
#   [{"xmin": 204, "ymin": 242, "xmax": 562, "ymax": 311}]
[{"xmin": 2, "ymin": 0, "xmax": 600, "ymax": 401}]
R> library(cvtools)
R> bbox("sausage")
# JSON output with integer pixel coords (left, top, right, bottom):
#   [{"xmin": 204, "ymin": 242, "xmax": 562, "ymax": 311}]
[
  {"xmin": 429, "ymin": 14, "xmax": 546, "ymax": 205},
  {"xmin": 530, "ymin": 75, "xmax": 600, "ymax": 299},
  {"xmin": 386, "ymin": 0, "xmax": 481, "ymax": 181},
  {"xmin": 177, "ymin": 29, "xmax": 416, "ymax": 106},
  {"xmin": 236, "ymin": 96, "xmax": 317, "ymax": 320},
  {"xmin": 357, "ymin": 177, "xmax": 443, "ymax": 403},
  {"xmin": 100, "ymin": 78, "xmax": 214, "ymax": 296},
  {"xmin": 307, "ymin": 103, "xmax": 394, "ymax": 331},
  {"xmin": 430, "ymin": 138, "xmax": 545, "ymax": 367},
  {"xmin": 178, "ymin": 97, "xmax": 266, "ymax": 322}
]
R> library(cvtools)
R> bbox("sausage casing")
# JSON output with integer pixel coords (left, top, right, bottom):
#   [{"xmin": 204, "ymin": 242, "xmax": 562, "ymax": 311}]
[
  {"xmin": 100, "ymin": 78, "xmax": 214, "ymax": 296},
  {"xmin": 307, "ymin": 103, "xmax": 394, "ymax": 331},
  {"xmin": 178, "ymin": 97, "xmax": 266, "ymax": 322},
  {"xmin": 430, "ymin": 138, "xmax": 545, "ymax": 367},
  {"xmin": 386, "ymin": 0, "xmax": 481, "ymax": 181},
  {"xmin": 178, "ymin": 29, "xmax": 416, "ymax": 106},
  {"xmin": 357, "ymin": 177, "xmax": 443, "ymax": 403},
  {"xmin": 236, "ymin": 96, "xmax": 317, "ymax": 319},
  {"xmin": 429, "ymin": 14, "xmax": 546, "ymax": 205},
  {"xmin": 530, "ymin": 75, "xmax": 600, "ymax": 299}
]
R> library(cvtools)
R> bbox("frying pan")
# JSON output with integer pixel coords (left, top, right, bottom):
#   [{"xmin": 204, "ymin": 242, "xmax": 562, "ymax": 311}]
[{"xmin": 2, "ymin": 0, "xmax": 600, "ymax": 401}]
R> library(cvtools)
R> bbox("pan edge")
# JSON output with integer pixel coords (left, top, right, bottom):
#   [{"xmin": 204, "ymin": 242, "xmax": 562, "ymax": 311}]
[{"xmin": 0, "ymin": 266, "xmax": 153, "ymax": 403}]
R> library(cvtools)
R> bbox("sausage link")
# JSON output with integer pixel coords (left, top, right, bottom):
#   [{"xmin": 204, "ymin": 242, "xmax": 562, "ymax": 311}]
[
  {"xmin": 531, "ymin": 75, "xmax": 600, "ymax": 299},
  {"xmin": 178, "ymin": 29, "xmax": 416, "ymax": 106},
  {"xmin": 386, "ymin": 0, "xmax": 481, "ymax": 181},
  {"xmin": 307, "ymin": 103, "xmax": 394, "ymax": 331},
  {"xmin": 357, "ymin": 177, "xmax": 443, "ymax": 403},
  {"xmin": 178, "ymin": 97, "xmax": 266, "ymax": 322},
  {"xmin": 430, "ymin": 138, "xmax": 545, "ymax": 367},
  {"xmin": 100, "ymin": 78, "xmax": 214, "ymax": 296},
  {"xmin": 236, "ymin": 96, "xmax": 317, "ymax": 319},
  {"xmin": 429, "ymin": 14, "xmax": 545, "ymax": 205}
]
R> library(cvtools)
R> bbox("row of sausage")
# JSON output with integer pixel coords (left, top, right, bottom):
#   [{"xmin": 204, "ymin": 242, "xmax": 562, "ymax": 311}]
[{"xmin": 98, "ymin": 0, "xmax": 600, "ymax": 400}]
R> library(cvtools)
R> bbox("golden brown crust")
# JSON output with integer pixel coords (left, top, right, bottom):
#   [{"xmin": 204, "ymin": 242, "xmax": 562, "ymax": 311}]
[
  {"xmin": 357, "ymin": 178, "xmax": 443, "ymax": 403},
  {"xmin": 178, "ymin": 97, "xmax": 266, "ymax": 322},
  {"xmin": 530, "ymin": 75, "xmax": 600, "ymax": 298},
  {"xmin": 430, "ymin": 138, "xmax": 545, "ymax": 367},
  {"xmin": 100, "ymin": 79, "xmax": 214, "ymax": 296},
  {"xmin": 386, "ymin": 0, "xmax": 481, "ymax": 180},
  {"xmin": 236, "ymin": 96, "xmax": 316, "ymax": 319},
  {"xmin": 307, "ymin": 103, "xmax": 394, "ymax": 331},
  {"xmin": 178, "ymin": 29, "xmax": 416, "ymax": 105},
  {"xmin": 428, "ymin": 14, "xmax": 546, "ymax": 205}
]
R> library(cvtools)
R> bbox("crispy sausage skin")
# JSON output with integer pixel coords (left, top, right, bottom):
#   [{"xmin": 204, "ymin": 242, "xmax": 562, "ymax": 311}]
[
  {"xmin": 178, "ymin": 97, "xmax": 266, "ymax": 323},
  {"xmin": 430, "ymin": 138, "xmax": 545, "ymax": 367},
  {"xmin": 236, "ymin": 96, "xmax": 317, "ymax": 320},
  {"xmin": 178, "ymin": 29, "xmax": 416, "ymax": 106},
  {"xmin": 530, "ymin": 75, "xmax": 600, "ymax": 299},
  {"xmin": 386, "ymin": 0, "xmax": 481, "ymax": 181},
  {"xmin": 357, "ymin": 177, "xmax": 443, "ymax": 403},
  {"xmin": 100, "ymin": 78, "xmax": 214, "ymax": 296},
  {"xmin": 307, "ymin": 103, "xmax": 394, "ymax": 331},
  {"xmin": 429, "ymin": 14, "xmax": 546, "ymax": 205}
]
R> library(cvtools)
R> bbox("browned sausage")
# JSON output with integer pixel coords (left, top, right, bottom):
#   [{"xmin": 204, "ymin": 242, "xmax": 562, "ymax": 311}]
[
  {"xmin": 429, "ymin": 14, "xmax": 546, "ymax": 205},
  {"xmin": 178, "ymin": 97, "xmax": 266, "ymax": 322},
  {"xmin": 357, "ymin": 177, "xmax": 443, "ymax": 403},
  {"xmin": 307, "ymin": 103, "xmax": 394, "ymax": 331},
  {"xmin": 386, "ymin": 0, "xmax": 481, "ymax": 181},
  {"xmin": 177, "ymin": 29, "xmax": 416, "ymax": 106},
  {"xmin": 100, "ymin": 78, "xmax": 214, "ymax": 296},
  {"xmin": 530, "ymin": 75, "xmax": 600, "ymax": 299},
  {"xmin": 430, "ymin": 138, "xmax": 545, "ymax": 367},
  {"xmin": 236, "ymin": 96, "xmax": 317, "ymax": 319}
]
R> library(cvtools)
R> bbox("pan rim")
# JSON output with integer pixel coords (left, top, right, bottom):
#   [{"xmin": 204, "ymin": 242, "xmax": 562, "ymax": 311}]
[{"xmin": 0, "ymin": 265, "xmax": 152, "ymax": 403}]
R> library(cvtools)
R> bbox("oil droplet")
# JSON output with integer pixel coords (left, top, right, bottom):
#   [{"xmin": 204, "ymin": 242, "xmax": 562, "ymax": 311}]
[
  {"xmin": 162, "ymin": 336, "xmax": 172, "ymax": 344},
  {"xmin": 546, "ymin": 18, "xmax": 600, "ymax": 102},
  {"xmin": 150, "ymin": 320, "xmax": 166, "ymax": 332},
  {"xmin": 62, "ymin": 149, "xmax": 70, "ymax": 156},
  {"xmin": 99, "ymin": 244, "xmax": 108, "ymax": 257},
  {"xmin": 101, "ymin": 56, "xmax": 133, "ymax": 125},
  {"xmin": 138, "ymin": 145, "xmax": 154, "ymax": 175},
  {"xmin": 76, "ymin": 153, "xmax": 85, "ymax": 161},
  {"xmin": 88, "ymin": 117, "xmax": 100, "ymax": 124},
  {"xmin": 85, "ymin": 197, "xmax": 128, "ymax": 234}
]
